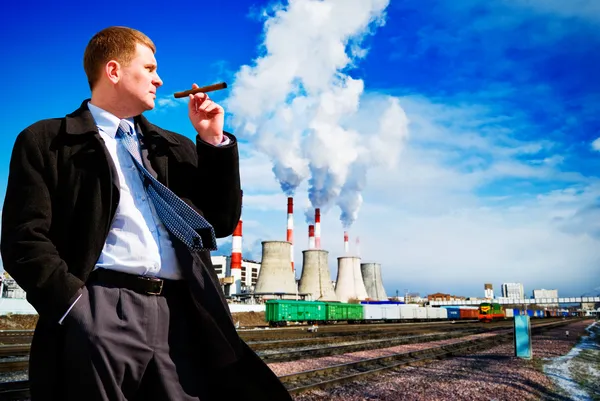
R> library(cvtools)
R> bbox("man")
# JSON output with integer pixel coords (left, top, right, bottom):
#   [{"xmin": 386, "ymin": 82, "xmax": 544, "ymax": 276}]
[{"xmin": 1, "ymin": 26, "xmax": 292, "ymax": 401}]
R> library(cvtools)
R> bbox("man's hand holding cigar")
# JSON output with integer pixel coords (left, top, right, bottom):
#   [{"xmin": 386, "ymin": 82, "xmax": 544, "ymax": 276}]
[{"xmin": 186, "ymin": 83, "xmax": 226, "ymax": 146}]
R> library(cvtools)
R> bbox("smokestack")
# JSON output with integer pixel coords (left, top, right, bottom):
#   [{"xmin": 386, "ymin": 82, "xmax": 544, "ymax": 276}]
[
  {"xmin": 308, "ymin": 225, "xmax": 315, "ymax": 249},
  {"xmin": 315, "ymin": 208, "xmax": 321, "ymax": 249},
  {"xmin": 344, "ymin": 231, "xmax": 349, "ymax": 253},
  {"xmin": 229, "ymin": 219, "xmax": 243, "ymax": 294},
  {"xmin": 232, "ymin": 220, "xmax": 242, "ymax": 270},
  {"xmin": 287, "ymin": 197, "xmax": 294, "ymax": 272}
]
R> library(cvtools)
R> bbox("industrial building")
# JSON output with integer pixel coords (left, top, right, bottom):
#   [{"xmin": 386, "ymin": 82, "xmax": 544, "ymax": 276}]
[
  {"xmin": 501, "ymin": 282, "xmax": 525, "ymax": 299},
  {"xmin": 532, "ymin": 288, "xmax": 559, "ymax": 307},
  {"xmin": 427, "ymin": 293, "xmax": 466, "ymax": 302},
  {"xmin": 532, "ymin": 288, "xmax": 559, "ymax": 299},
  {"xmin": 0, "ymin": 276, "xmax": 26, "ymax": 299},
  {"xmin": 484, "ymin": 283, "xmax": 494, "ymax": 299},
  {"xmin": 211, "ymin": 255, "xmax": 261, "ymax": 296}
]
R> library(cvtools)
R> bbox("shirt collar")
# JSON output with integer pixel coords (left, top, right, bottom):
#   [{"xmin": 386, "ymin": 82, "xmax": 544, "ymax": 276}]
[{"xmin": 87, "ymin": 101, "xmax": 135, "ymax": 138}]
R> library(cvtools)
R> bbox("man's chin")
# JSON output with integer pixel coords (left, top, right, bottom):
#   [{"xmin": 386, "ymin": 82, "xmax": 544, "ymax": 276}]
[{"xmin": 144, "ymin": 100, "xmax": 155, "ymax": 111}]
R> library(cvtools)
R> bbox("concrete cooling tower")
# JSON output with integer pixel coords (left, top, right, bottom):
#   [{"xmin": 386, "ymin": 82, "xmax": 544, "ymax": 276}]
[
  {"xmin": 353, "ymin": 258, "xmax": 369, "ymax": 300},
  {"xmin": 361, "ymin": 263, "xmax": 388, "ymax": 301},
  {"xmin": 334, "ymin": 256, "xmax": 369, "ymax": 303},
  {"xmin": 298, "ymin": 250, "xmax": 338, "ymax": 301},
  {"xmin": 254, "ymin": 241, "xmax": 297, "ymax": 294}
]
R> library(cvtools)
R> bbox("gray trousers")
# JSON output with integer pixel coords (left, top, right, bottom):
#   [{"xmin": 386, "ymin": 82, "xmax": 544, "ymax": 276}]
[{"xmin": 61, "ymin": 281, "xmax": 210, "ymax": 401}]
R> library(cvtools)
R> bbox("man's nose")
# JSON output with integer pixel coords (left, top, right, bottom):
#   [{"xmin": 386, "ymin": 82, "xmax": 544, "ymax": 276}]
[{"xmin": 154, "ymin": 74, "xmax": 163, "ymax": 87}]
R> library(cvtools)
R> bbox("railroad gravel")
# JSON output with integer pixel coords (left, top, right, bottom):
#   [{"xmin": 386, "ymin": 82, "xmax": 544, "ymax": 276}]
[
  {"xmin": 277, "ymin": 319, "xmax": 594, "ymax": 401},
  {"xmin": 0, "ymin": 370, "xmax": 28, "ymax": 383},
  {"xmin": 269, "ymin": 331, "xmax": 502, "ymax": 376}
]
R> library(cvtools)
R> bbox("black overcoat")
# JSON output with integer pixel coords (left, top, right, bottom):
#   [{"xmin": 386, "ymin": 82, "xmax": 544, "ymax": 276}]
[{"xmin": 0, "ymin": 100, "xmax": 292, "ymax": 401}]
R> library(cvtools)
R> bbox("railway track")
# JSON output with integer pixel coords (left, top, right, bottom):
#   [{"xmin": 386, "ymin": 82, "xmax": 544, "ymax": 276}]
[
  {"xmin": 0, "ymin": 358, "xmax": 28, "ymax": 374},
  {"xmin": 0, "ymin": 345, "xmax": 30, "ymax": 358},
  {"xmin": 0, "ymin": 319, "xmax": 580, "ymax": 400},
  {"xmin": 257, "ymin": 330, "xmax": 482, "ymax": 362},
  {"xmin": 253, "ymin": 320, "xmax": 537, "ymax": 359},
  {"xmin": 238, "ymin": 320, "xmax": 485, "ymax": 342},
  {"xmin": 0, "ymin": 331, "xmax": 33, "ymax": 345},
  {"xmin": 278, "ymin": 320, "xmax": 573, "ymax": 394},
  {"xmin": 246, "ymin": 325, "xmax": 482, "ymax": 351},
  {"xmin": 0, "ymin": 320, "xmax": 518, "ymax": 345},
  {"xmin": 0, "ymin": 324, "xmax": 502, "ymax": 364}
]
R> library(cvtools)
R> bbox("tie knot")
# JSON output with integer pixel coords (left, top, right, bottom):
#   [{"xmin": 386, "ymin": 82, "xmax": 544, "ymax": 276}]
[{"xmin": 118, "ymin": 120, "xmax": 133, "ymax": 138}]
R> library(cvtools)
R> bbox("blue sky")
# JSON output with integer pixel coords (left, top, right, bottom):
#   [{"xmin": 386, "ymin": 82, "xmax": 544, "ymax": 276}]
[{"xmin": 1, "ymin": 0, "xmax": 599, "ymax": 298}]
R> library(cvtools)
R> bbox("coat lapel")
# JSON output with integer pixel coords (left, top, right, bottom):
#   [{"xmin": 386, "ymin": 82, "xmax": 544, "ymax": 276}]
[{"xmin": 64, "ymin": 100, "xmax": 120, "ymax": 219}]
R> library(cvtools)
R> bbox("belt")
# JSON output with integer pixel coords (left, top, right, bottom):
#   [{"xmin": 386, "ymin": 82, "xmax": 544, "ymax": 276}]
[{"xmin": 88, "ymin": 268, "xmax": 185, "ymax": 296}]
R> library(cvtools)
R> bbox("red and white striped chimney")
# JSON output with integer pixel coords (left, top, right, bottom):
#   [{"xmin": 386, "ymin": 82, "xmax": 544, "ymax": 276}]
[
  {"xmin": 314, "ymin": 208, "xmax": 321, "ymax": 249},
  {"xmin": 344, "ymin": 231, "xmax": 349, "ymax": 253},
  {"xmin": 229, "ymin": 218, "xmax": 243, "ymax": 294},
  {"xmin": 308, "ymin": 224, "xmax": 315, "ymax": 249},
  {"xmin": 287, "ymin": 197, "xmax": 294, "ymax": 272},
  {"xmin": 231, "ymin": 220, "xmax": 243, "ymax": 270}
]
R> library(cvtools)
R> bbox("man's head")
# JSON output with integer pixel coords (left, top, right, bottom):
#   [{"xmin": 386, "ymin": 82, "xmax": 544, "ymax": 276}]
[{"xmin": 84, "ymin": 26, "xmax": 163, "ymax": 116}]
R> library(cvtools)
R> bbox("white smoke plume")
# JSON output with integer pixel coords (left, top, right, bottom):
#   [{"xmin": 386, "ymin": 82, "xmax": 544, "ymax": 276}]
[{"xmin": 226, "ymin": 0, "xmax": 408, "ymax": 227}]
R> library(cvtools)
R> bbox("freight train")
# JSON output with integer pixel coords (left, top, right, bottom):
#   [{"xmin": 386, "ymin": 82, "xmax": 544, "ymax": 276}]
[
  {"xmin": 264, "ymin": 300, "xmax": 479, "ymax": 327},
  {"xmin": 477, "ymin": 302, "xmax": 570, "ymax": 322}
]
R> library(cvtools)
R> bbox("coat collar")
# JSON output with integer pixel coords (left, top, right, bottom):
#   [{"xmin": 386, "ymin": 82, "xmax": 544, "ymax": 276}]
[{"xmin": 65, "ymin": 99, "xmax": 180, "ymax": 145}]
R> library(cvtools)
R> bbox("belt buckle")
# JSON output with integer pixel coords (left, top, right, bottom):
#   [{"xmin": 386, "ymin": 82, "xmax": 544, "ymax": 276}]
[{"xmin": 140, "ymin": 276, "xmax": 164, "ymax": 295}]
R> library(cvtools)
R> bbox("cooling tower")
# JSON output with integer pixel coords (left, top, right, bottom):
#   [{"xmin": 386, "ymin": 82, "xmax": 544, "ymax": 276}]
[
  {"xmin": 254, "ymin": 241, "xmax": 297, "ymax": 294},
  {"xmin": 360, "ymin": 263, "xmax": 388, "ymax": 301},
  {"xmin": 353, "ymin": 257, "xmax": 369, "ymax": 300},
  {"xmin": 335, "ymin": 256, "xmax": 368, "ymax": 302},
  {"xmin": 299, "ymin": 250, "xmax": 337, "ymax": 301}
]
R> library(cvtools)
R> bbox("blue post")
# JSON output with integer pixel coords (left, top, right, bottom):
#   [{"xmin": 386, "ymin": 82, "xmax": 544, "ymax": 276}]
[{"xmin": 514, "ymin": 315, "xmax": 532, "ymax": 359}]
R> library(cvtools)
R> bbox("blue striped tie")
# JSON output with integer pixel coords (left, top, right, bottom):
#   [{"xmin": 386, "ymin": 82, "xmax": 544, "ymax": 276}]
[{"xmin": 116, "ymin": 120, "xmax": 217, "ymax": 252}]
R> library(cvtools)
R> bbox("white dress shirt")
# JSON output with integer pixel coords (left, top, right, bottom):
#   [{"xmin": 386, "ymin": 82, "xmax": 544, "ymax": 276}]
[{"xmin": 59, "ymin": 102, "xmax": 227, "ymax": 323}]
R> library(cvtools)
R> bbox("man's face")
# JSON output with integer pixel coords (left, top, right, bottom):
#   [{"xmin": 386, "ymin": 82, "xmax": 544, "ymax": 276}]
[{"xmin": 118, "ymin": 43, "xmax": 163, "ymax": 113}]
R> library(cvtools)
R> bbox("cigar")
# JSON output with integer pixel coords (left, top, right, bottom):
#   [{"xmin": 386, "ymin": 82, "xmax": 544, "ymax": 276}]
[{"xmin": 173, "ymin": 82, "xmax": 228, "ymax": 98}]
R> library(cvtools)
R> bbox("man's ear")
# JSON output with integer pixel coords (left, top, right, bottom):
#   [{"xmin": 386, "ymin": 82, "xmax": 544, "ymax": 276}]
[{"xmin": 105, "ymin": 60, "xmax": 121, "ymax": 84}]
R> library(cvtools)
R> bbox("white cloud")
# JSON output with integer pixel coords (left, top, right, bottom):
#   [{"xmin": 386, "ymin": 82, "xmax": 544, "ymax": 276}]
[
  {"xmin": 226, "ymin": 0, "xmax": 405, "ymax": 228},
  {"xmin": 592, "ymin": 137, "xmax": 600, "ymax": 152},
  {"xmin": 234, "ymin": 93, "xmax": 600, "ymax": 297}
]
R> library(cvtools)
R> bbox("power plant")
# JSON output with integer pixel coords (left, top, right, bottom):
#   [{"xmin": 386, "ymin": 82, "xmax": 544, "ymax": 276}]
[{"xmin": 243, "ymin": 196, "xmax": 390, "ymax": 303}]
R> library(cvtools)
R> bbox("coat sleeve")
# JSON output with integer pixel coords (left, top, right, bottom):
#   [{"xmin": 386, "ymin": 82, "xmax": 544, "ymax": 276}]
[
  {"xmin": 1, "ymin": 128, "xmax": 84, "ymax": 320},
  {"xmin": 192, "ymin": 131, "xmax": 242, "ymax": 238}
]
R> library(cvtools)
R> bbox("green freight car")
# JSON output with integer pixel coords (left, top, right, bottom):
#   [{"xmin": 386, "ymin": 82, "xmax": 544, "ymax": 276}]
[
  {"xmin": 326, "ymin": 302, "xmax": 363, "ymax": 323},
  {"xmin": 265, "ymin": 300, "xmax": 327, "ymax": 327}
]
